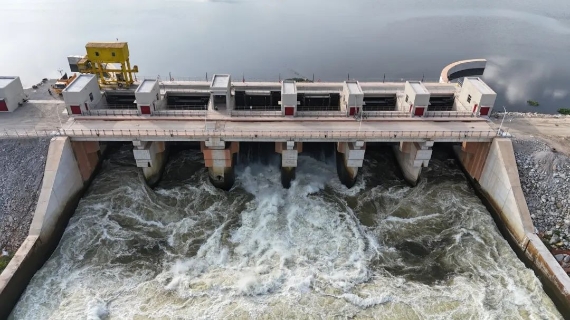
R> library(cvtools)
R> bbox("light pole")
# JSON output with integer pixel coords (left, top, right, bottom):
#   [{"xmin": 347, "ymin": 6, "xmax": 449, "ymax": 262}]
[{"xmin": 497, "ymin": 106, "xmax": 507, "ymax": 136}]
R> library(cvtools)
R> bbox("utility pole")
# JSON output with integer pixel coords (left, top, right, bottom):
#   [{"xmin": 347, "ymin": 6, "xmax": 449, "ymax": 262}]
[{"xmin": 497, "ymin": 106, "xmax": 507, "ymax": 136}]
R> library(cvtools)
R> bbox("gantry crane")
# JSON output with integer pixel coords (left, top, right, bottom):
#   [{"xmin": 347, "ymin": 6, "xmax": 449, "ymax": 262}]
[{"xmin": 68, "ymin": 42, "xmax": 139, "ymax": 88}]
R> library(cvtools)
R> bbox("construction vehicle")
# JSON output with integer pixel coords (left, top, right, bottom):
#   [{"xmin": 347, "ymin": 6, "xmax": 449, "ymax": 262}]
[
  {"xmin": 51, "ymin": 73, "xmax": 77, "ymax": 95},
  {"xmin": 68, "ymin": 42, "xmax": 139, "ymax": 89}
]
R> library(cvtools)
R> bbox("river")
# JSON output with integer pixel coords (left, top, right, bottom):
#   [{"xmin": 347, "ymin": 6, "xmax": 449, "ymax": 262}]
[
  {"xmin": 9, "ymin": 144, "xmax": 562, "ymax": 319},
  {"xmin": 1, "ymin": 0, "xmax": 570, "ymax": 113}
]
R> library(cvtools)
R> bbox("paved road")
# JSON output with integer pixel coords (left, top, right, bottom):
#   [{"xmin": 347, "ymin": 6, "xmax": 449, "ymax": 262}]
[
  {"xmin": 490, "ymin": 116, "xmax": 570, "ymax": 155},
  {"xmin": 48, "ymin": 118, "xmax": 496, "ymax": 142}
]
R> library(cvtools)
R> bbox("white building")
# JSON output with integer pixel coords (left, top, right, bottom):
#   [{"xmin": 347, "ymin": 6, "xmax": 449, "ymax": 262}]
[
  {"xmin": 0, "ymin": 76, "xmax": 25, "ymax": 112},
  {"xmin": 135, "ymin": 79, "xmax": 160, "ymax": 115},
  {"xmin": 458, "ymin": 77, "xmax": 497, "ymax": 116},
  {"xmin": 210, "ymin": 74, "xmax": 232, "ymax": 111},
  {"xmin": 403, "ymin": 81, "xmax": 430, "ymax": 117},
  {"xmin": 62, "ymin": 74, "xmax": 102, "ymax": 115},
  {"xmin": 343, "ymin": 81, "xmax": 364, "ymax": 116},
  {"xmin": 281, "ymin": 80, "xmax": 297, "ymax": 116}
]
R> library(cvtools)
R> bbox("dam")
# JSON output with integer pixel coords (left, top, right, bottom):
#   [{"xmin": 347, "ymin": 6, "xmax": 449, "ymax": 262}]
[{"xmin": 0, "ymin": 50, "xmax": 569, "ymax": 318}]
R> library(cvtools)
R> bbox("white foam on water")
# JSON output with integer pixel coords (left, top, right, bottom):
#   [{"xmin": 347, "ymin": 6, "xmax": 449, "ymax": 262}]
[{"xmin": 9, "ymin": 151, "xmax": 563, "ymax": 319}]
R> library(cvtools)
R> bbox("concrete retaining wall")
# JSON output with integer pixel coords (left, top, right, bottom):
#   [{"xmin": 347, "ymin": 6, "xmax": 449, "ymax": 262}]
[
  {"xmin": 440, "ymin": 59, "xmax": 487, "ymax": 83},
  {"xmin": 457, "ymin": 138, "xmax": 570, "ymax": 313},
  {"xmin": 0, "ymin": 137, "xmax": 98, "ymax": 319},
  {"xmin": 29, "ymin": 138, "xmax": 84, "ymax": 242}
]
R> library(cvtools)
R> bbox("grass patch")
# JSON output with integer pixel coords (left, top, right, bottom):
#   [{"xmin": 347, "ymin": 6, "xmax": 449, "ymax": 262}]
[
  {"xmin": 286, "ymin": 77, "xmax": 313, "ymax": 83},
  {"xmin": 527, "ymin": 100, "xmax": 540, "ymax": 107},
  {"xmin": 558, "ymin": 108, "xmax": 570, "ymax": 115},
  {"xmin": 0, "ymin": 255, "xmax": 12, "ymax": 273}
]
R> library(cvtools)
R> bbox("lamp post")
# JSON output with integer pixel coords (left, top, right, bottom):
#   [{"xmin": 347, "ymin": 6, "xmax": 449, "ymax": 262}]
[{"xmin": 497, "ymin": 106, "xmax": 507, "ymax": 136}]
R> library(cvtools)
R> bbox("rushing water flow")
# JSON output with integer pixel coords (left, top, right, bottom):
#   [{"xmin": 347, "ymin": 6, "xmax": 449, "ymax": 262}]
[{"xmin": 10, "ymin": 144, "xmax": 562, "ymax": 319}]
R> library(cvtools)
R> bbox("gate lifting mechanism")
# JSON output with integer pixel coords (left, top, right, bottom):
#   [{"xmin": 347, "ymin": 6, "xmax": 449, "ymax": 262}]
[{"xmin": 68, "ymin": 42, "xmax": 139, "ymax": 88}]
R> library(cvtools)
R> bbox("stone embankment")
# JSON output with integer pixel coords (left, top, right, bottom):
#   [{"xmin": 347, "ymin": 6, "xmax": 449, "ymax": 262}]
[
  {"xmin": 512, "ymin": 137, "xmax": 570, "ymax": 273},
  {"xmin": 494, "ymin": 112, "xmax": 570, "ymax": 119},
  {"xmin": 0, "ymin": 138, "xmax": 50, "ymax": 270}
]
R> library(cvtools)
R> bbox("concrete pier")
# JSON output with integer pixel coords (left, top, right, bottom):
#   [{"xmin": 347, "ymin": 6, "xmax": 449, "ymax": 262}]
[
  {"xmin": 275, "ymin": 141, "xmax": 303, "ymax": 188},
  {"xmin": 133, "ymin": 141, "xmax": 168, "ymax": 187},
  {"xmin": 71, "ymin": 141, "xmax": 101, "ymax": 182},
  {"xmin": 201, "ymin": 139, "xmax": 239, "ymax": 191},
  {"xmin": 456, "ymin": 141, "xmax": 492, "ymax": 181},
  {"xmin": 393, "ymin": 141, "xmax": 433, "ymax": 186},
  {"xmin": 336, "ymin": 141, "xmax": 366, "ymax": 188}
]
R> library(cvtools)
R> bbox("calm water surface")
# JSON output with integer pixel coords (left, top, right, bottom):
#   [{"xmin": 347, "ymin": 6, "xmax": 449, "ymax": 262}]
[{"xmin": 1, "ymin": 0, "xmax": 569, "ymax": 112}]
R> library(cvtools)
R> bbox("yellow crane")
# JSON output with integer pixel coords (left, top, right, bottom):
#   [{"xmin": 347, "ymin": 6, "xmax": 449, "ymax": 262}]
[{"xmin": 71, "ymin": 42, "xmax": 139, "ymax": 88}]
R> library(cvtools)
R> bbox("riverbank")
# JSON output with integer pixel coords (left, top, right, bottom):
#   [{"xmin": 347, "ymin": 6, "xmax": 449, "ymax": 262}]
[
  {"xmin": 0, "ymin": 139, "xmax": 50, "ymax": 272},
  {"xmin": 490, "ymin": 114, "xmax": 570, "ymax": 273}
]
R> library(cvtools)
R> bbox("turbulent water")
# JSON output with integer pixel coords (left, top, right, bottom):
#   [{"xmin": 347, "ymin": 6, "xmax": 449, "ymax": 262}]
[{"xmin": 10, "ymin": 144, "xmax": 562, "ymax": 319}]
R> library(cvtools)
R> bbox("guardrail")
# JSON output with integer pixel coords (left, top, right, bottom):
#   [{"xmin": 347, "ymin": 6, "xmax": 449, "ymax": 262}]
[
  {"xmin": 152, "ymin": 110, "xmax": 207, "ymax": 117},
  {"xmin": 230, "ymin": 111, "xmax": 282, "ymax": 117},
  {"xmin": 424, "ymin": 111, "xmax": 474, "ymax": 118},
  {"xmin": 74, "ymin": 108, "xmax": 483, "ymax": 120},
  {"xmin": 83, "ymin": 109, "xmax": 140, "ymax": 116},
  {"xmin": 296, "ymin": 111, "xmax": 345, "ymax": 117},
  {"xmin": 2, "ymin": 128, "xmax": 498, "ymax": 141},
  {"xmin": 362, "ymin": 111, "xmax": 411, "ymax": 118}
]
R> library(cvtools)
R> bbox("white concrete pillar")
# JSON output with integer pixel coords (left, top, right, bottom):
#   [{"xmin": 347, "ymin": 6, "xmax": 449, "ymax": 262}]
[
  {"xmin": 336, "ymin": 141, "xmax": 366, "ymax": 188},
  {"xmin": 133, "ymin": 141, "xmax": 168, "ymax": 187},
  {"xmin": 201, "ymin": 139, "xmax": 239, "ymax": 190},
  {"xmin": 275, "ymin": 141, "xmax": 303, "ymax": 188},
  {"xmin": 393, "ymin": 141, "xmax": 433, "ymax": 186}
]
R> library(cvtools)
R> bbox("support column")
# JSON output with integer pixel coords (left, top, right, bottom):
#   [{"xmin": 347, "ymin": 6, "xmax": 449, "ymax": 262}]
[
  {"xmin": 454, "ymin": 141, "xmax": 492, "ymax": 181},
  {"xmin": 71, "ymin": 141, "xmax": 101, "ymax": 182},
  {"xmin": 275, "ymin": 141, "xmax": 303, "ymax": 188},
  {"xmin": 201, "ymin": 138, "xmax": 239, "ymax": 191},
  {"xmin": 336, "ymin": 141, "xmax": 366, "ymax": 188},
  {"xmin": 133, "ymin": 141, "xmax": 168, "ymax": 187},
  {"xmin": 393, "ymin": 141, "xmax": 433, "ymax": 186}
]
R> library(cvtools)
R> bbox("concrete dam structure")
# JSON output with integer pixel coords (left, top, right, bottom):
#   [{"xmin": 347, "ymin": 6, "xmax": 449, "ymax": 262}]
[
  {"xmin": 1, "ymin": 64, "xmax": 570, "ymax": 316},
  {"xmin": 53, "ymin": 73, "xmax": 499, "ymax": 191}
]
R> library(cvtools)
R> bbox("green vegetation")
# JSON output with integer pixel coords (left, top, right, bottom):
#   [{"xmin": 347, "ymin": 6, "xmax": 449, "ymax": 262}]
[
  {"xmin": 286, "ymin": 77, "xmax": 313, "ymax": 83},
  {"xmin": 557, "ymin": 108, "xmax": 570, "ymax": 115},
  {"xmin": 527, "ymin": 100, "xmax": 540, "ymax": 107},
  {"xmin": 0, "ymin": 255, "xmax": 12, "ymax": 273}
]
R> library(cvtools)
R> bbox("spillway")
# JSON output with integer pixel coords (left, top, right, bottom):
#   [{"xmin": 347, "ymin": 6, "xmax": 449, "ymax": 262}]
[{"xmin": 9, "ymin": 144, "xmax": 561, "ymax": 319}]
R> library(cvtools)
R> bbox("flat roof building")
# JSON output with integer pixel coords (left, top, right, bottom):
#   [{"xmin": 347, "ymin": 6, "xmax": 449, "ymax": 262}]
[{"xmin": 0, "ymin": 76, "xmax": 25, "ymax": 112}]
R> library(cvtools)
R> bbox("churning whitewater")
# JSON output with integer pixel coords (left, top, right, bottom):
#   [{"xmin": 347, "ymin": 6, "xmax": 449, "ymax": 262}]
[{"xmin": 10, "ymin": 145, "xmax": 561, "ymax": 319}]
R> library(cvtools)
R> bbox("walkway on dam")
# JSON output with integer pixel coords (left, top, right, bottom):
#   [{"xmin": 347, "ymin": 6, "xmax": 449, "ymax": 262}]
[{"xmin": 2, "ymin": 117, "xmax": 497, "ymax": 142}]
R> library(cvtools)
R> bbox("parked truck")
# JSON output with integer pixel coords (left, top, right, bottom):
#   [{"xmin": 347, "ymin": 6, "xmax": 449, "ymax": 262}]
[{"xmin": 51, "ymin": 73, "xmax": 77, "ymax": 95}]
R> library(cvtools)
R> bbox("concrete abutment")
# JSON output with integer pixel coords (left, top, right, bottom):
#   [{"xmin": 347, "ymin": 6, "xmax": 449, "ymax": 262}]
[
  {"xmin": 336, "ymin": 141, "xmax": 365, "ymax": 188},
  {"xmin": 201, "ymin": 139, "xmax": 239, "ymax": 191},
  {"xmin": 456, "ymin": 138, "xmax": 570, "ymax": 311},
  {"xmin": 393, "ymin": 141, "xmax": 433, "ymax": 186},
  {"xmin": 71, "ymin": 141, "xmax": 101, "ymax": 182},
  {"xmin": 133, "ymin": 141, "xmax": 168, "ymax": 187},
  {"xmin": 275, "ymin": 141, "xmax": 303, "ymax": 188},
  {"xmin": 0, "ymin": 137, "xmax": 103, "ymax": 319}
]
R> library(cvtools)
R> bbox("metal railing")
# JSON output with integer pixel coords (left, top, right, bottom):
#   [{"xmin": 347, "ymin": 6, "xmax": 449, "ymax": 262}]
[
  {"xmin": 230, "ymin": 110, "xmax": 282, "ymax": 117},
  {"xmin": 424, "ymin": 111, "xmax": 474, "ymax": 118},
  {"xmin": 82, "ymin": 109, "xmax": 141, "ymax": 116},
  {"xmin": 296, "ymin": 111, "xmax": 345, "ymax": 117},
  {"xmin": 2, "ymin": 128, "xmax": 498, "ymax": 141},
  {"xmin": 362, "ymin": 111, "xmax": 411, "ymax": 118},
  {"xmin": 163, "ymin": 105, "xmax": 208, "ymax": 111},
  {"xmin": 152, "ymin": 110, "xmax": 207, "ymax": 117},
  {"xmin": 74, "ymin": 108, "xmax": 481, "ymax": 120}
]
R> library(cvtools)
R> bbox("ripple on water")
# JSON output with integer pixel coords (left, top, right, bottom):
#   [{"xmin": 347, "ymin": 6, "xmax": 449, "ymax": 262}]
[{"xmin": 9, "ymin": 146, "xmax": 562, "ymax": 319}]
